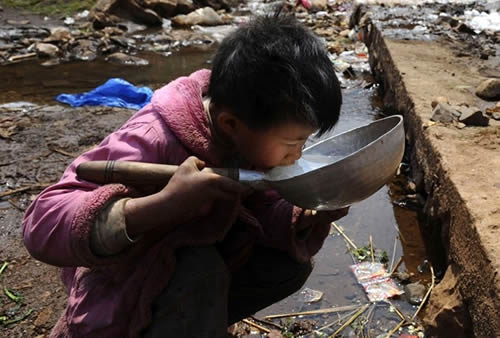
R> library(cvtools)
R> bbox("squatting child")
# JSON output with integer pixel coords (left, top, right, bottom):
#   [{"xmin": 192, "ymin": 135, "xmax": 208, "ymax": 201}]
[{"xmin": 23, "ymin": 12, "xmax": 348, "ymax": 337}]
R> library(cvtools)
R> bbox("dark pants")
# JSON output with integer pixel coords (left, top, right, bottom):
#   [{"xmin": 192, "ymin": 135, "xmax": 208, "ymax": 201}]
[{"xmin": 142, "ymin": 246, "xmax": 313, "ymax": 338}]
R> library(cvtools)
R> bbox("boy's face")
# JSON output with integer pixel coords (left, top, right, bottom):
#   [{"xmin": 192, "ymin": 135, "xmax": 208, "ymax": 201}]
[{"xmin": 233, "ymin": 121, "xmax": 316, "ymax": 170}]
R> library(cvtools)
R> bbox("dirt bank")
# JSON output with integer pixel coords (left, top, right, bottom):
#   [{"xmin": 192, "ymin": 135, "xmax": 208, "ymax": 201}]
[{"xmin": 361, "ymin": 14, "xmax": 500, "ymax": 338}]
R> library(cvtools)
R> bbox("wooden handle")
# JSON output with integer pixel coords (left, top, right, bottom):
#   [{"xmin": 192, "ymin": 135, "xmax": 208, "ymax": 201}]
[{"xmin": 76, "ymin": 160, "xmax": 232, "ymax": 186}]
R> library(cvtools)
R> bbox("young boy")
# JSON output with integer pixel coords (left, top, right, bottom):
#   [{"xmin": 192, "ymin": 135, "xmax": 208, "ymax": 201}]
[{"xmin": 23, "ymin": 12, "xmax": 346, "ymax": 337}]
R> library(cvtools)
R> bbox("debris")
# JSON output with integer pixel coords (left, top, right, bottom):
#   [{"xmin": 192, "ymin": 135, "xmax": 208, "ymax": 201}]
[
  {"xmin": 457, "ymin": 106, "xmax": 489, "ymax": 126},
  {"xmin": 0, "ymin": 183, "xmax": 51, "ymax": 199},
  {"xmin": 0, "ymin": 308, "xmax": 33, "ymax": 326},
  {"xmin": 430, "ymin": 103, "xmax": 460, "ymax": 123},
  {"xmin": 105, "ymin": 52, "xmax": 149, "ymax": 66},
  {"xmin": 412, "ymin": 265, "xmax": 435, "ymax": 321},
  {"xmin": 242, "ymin": 318, "xmax": 270, "ymax": 334},
  {"xmin": 476, "ymin": 78, "xmax": 500, "ymax": 101},
  {"xmin": 7, "ymin": 52, "xmax": 37, "ymax": 62},
  {"xmin": 331, "ymin": 222, "xmax": 357, "ymax": 249},
  {"xmin": 430, "ymin": 96, "xmax": 449, "ymax": 108},
  {"xmin": 172, "ymin": 7, "xmax": 224, "ymax": 27},
  {"xmin": 300, "ymin": 287, "xmax": 323, "ymax": 303},
  {"xmin": 330, "ymin": 303, "xmax": 370, "ymax": 337},
  {"xmin": 35, "ymin": 43, "xmax": 60, "ymax": 58},
  {"xmin": 351, "ymin": 262, "xmax": 404, "ymax": 302},
  {"xmin": 7, "ymin": 20, "xmax": 30, "ymax": 25},
  {"xmin": 392, "ymin": 271, "xmax": 411, "ymax": 283},
  {"xmin": 263, "ymin": 304, "xmax": 359, "ymax": 320},
  {"xmin": 4, "ymin": 287, "xmax": 23, "ymax": 303}
]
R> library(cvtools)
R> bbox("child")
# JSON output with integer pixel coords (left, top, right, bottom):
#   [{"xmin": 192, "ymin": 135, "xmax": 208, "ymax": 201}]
[{"xmin": 23, "ymin": 11, "xmax": 347, "ymax": 338}]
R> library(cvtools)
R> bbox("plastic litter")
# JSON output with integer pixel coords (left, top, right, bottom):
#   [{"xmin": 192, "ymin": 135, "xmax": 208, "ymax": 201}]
[
  {"xmin": 351, "ymin": 262, "xmax": 404, "ymax": 302},
  {"xmin": 300, "ymin": 287, "xmax": 324, "ymax": 303},
  {"xmin": 56, "ymin": 78, "xmax": 153, "ymax": 110}
]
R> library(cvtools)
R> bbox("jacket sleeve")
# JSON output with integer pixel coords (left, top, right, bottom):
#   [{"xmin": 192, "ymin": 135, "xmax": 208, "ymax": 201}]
[
  {"xmin": 22, "ymin": 117, "xmax": 167, "ymax": 268},
  {"xmin": 244, "ymin": 190, "xmax": 331, "ymax": 263}
]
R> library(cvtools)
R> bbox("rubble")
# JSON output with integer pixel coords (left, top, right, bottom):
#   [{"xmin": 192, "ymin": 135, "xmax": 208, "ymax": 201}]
[
  {"xmin": 105, "ymin": 52, "xmax": 149, "ymax": 65},
  {"xmin": 171, "ymin": 7, "xmax": 224, "ymax": 27},
  {"xmin": 476, "ymin": 78, "xmax": 500, "ymax": 101}
]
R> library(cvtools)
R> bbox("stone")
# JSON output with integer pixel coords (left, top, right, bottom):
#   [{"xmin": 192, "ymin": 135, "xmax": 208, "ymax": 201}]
[
  {"xmin": 404, "ymin": 282, "xmax": 427, "ymax": 305},
  {"xmin": 423, "ymin": 265, "xmax": 473, "ymax": 337},
  {"xmin": 454, "ymin": 22, "xmax": 475, "ymax": 34},
  {"xmin": 45, "ymin": 26, "xmax": 72, "ymax": 42},
  {"xmin": 172, "ymin": 7, "xmax": 223, "ymax": 27},
  {"xmin": 492, "ymin": 113, "xmax": 500, "ymax": 121},
  {"xmin": 310, "ymin": 0, "xmax": 327, "ymax": 11},
  {"xmin": 7, "ymin": 20, "xmax": 30, "ymax": 25},
  {"xmin": 34, "ymin": 307, "xmax": 53, "ymax": 327},
  {"xmin": 175, "ymin": 0, "xmax": 194, "ymax": 14},
  {"xmin": 105, "ymin": 52, "xmax": 149, "ymax": 66},
  {"xmin": 143, "ymin": 0, "xmax": 177, "ymax": 18},
  {"xmin": 458, "ymin": 106, "xmax": 489, "ymax": 126},
  {"xmin": 35, "ymin": 43, "xmax": 60, "ymax": 58},
  {"xmin": 392, "ymin": 271, "xmax": 411, "ymax": 283},
  {"xmin": 91, "ymin": 0, "xmax": 162, "ymax": 27},
  {"xmin": 476, "ymin": 78, "xmax": 500, "ymax": 101},
  {"xmin": 71, "ymin": 39, "xmax": 99, "ymax": 61},
  {"xmin": 430, "ymin": 103, "xmax": 459, "ymax": 123},
  {"xmin": 41, "ymin": 58, "xmax": 60, "ymax": 67},
  {"xmin": 431, "ymin": 96, "xmax": 449, "ymax": 108}
]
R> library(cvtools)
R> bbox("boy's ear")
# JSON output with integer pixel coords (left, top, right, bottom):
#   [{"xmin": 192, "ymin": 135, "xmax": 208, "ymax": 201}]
[{"xmin": 215, "ymin": 111, "xmax": 240, "ymax": 136}]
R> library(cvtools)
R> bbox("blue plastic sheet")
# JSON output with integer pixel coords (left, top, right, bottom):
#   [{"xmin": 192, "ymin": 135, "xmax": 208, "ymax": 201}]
[{"xmin": 56, "ymin": 78, "xmax": 153, "ymax": 110}]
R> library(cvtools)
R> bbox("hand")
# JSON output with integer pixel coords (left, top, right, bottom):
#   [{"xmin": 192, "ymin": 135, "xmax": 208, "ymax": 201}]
[
  {"xmin": 295, "ymin": 207, "xmax": 349, "ymax": 239},
  {"xmin": 124, "ymin": 156, "xmax": 249, "ymax": 237}
]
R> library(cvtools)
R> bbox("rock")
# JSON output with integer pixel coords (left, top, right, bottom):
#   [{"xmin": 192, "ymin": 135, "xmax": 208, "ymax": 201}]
[
  {"xmin": 7, "ymin": 20, "xmax": 30, "ymax": 25},
  {"xmin": 105, "ymin": 52, "xmax": 149, "ymax": 66},
  {"xmin": 392, "ymin": 271, "xmax": 411, "ymax": 283},
  {"xmin": 102, "ymin": 26, "xmax": 126, "ymax": 35},
  {"xmin": 430, "ymin": 103, "xmax": 460, "ymax": 123},
  {"xmin": 476, "ymin": 78, "xmax": 500, "ymax": 101},
  {"xmin": 454, "ymin": 22, "xmax": 475, "ymax": 34},
  {"xmin": 91, "ymin": 0, "xmax": 162, "ymax": 27},
  {"xmin": 34, "ymin": 307, "xmax": 53, "ymax": 327},
  {"xmin": 457, "ymin": 106, "xmax": 489, "ymax": 126},
  {"xmin": 310, "ymin": 0, "xmax": 327, "ymax": 11},
  {"xmin": 41, "ymin": 58, "xmax": 60, "ymax": 67},
  {"xmin": 455, "ymin": 122, "xmax": 466, "ymax": 129},
  {"xmin": 404, "ymin": 282, "xmax": 427, "ymax": 305},
  {"xmin": 431, "ymin": 96, "xmax": 449, "ymax": 108},
  {"xmin": 45, "ymin": 26, "xmax": 72, "ymax": 42},
  {"xmin": 35, "ymin": 43, "xmax": 60, "ymax": 58},
  {"xmin": 423, "ymin": 265, "xmax": 473, "ymax": 337},
  {"xmin": 70, "ymin": 39, "xmax": 99, "ymax": 61},
  {"xmin": 268, "ymin": 330, "xmax": 284, "ymax": 338},
  {"xmin": 143, "ymin": 0, "xmax": 177, "ymax": 18},
  {"xmin": 172, "ymin": 7, "xmax": 223, "ymax": 27},
  {"xmin": 175, "ymin": 0, "xmax": 195, "ymax": 14}
]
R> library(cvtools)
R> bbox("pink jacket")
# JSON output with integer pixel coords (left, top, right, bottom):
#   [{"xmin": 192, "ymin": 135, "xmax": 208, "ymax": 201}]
[{"xmin": 22, "ymin": 69, "xmax": 330, "ymax": 337}]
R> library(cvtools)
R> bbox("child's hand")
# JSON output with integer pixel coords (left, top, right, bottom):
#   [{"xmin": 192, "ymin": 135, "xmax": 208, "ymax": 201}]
[
  {"xmin": 125, "ymin": 156, "xmax": 249, "ymax": 237},
  {"xmin": 294, "ymin": 207, "xmax": 349, "ymax": 240}
]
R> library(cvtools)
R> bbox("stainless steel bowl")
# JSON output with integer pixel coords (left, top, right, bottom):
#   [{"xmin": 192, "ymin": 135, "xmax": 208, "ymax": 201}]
[{"xmin": 263, "ymin": 115, "xmax": 405, "ymax": 210}]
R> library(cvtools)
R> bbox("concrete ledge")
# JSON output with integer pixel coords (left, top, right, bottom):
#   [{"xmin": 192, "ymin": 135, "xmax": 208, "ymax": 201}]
[{"xmin": 361, "ymin": 21, "xmax": 500, "ymax": 337}]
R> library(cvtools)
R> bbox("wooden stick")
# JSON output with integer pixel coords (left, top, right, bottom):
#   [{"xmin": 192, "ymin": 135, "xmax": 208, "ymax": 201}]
[
  {"xmin": 317, "ymin": 307, "xmax": 361, "ymax": 331},
  {"xmin": 8, "ymin": 53, "xmax": 37, "ymax": 62},
  {"xmin": 386, "ymin": 319, "xmax": 405, "ymax": 337},
  {"xmin": 264, "ymin": 304, "xmax": 360, "ymax": 320},
  {"xmin": 329, "ymin": 303, "xmax": 370, "ymax": 337},
  {"xmin": 369, "ymin": 234, "xmax": 375, "ymax": 262},
  {"xmin": 331, "ymin": 222, "xmax": 357, "ymax": 250},
  {"xmin": 389, "ymin": 236, "xmax": 398, "ymax": 272},
  {"xmin": 385, "ymin": 300, "xmax": 407, "ymax": 322},
  {"xmin": 390, "ymin": 257, "xmax": 403, "ymax": 276},
  {"xmin": 242, "ymin": 319, "xmax": 270, "ymax": 333},
  {"xmin": 7, "ymin": 198, "xmax": 25, "ymax": 211},
  {"xmin": 411, "ymin": 265, "xmax": 435, "ymax": 321},
  {"xmin": 0, "ymin": 183, "xmax": 50, "ymax": 199},
  {"xmin": 49, "ymin": 146, "xmax": 78, "ymax": 158},
  {"xmin": 250, "ymin": 316, "xmax": 283, "ymax": 331}
]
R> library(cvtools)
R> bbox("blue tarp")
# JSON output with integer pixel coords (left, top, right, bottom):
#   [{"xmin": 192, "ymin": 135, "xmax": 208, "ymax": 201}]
[{"xmin": 56, "ymin": 78, "xmax": 153, "ymax": 110}]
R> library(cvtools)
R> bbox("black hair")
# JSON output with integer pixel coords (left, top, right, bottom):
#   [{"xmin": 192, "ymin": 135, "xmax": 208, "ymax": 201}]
[{"xmin": 208, "ymin": 11, "xmax": 342, "ymax": 136}]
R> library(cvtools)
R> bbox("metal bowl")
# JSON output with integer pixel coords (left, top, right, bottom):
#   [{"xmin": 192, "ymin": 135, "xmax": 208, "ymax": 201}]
[{"xmin": 267, "ymin": 115, "xmax": 405, "ymax": 210}]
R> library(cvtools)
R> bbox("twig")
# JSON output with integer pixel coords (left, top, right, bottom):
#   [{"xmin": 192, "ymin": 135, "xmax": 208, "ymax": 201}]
[
  {"xmin": 0, "ymin": 262, "xmax": 8, "ymax": 278},
  {"xmin": 49, "ymin": 146, "xmax": 78, "ymax": 158},
  {"xmin": 411, "ymin": 265, "xmax": 435, "ymax": 321},
  {"xmin": 394, "ymin": 224, "xmax": 406, "ymax": 243},
  {"xmin": 386, "ymin": 318, "xmax": 405, "ymax": 337},
  {"xmin": 385, "ymin": 300, "xmax": 407, "ymax": 322},
  {"xmin": 389, "ymin": 236, "xmax": 398, "ymax": 272},
  {"xmin": 369, "ymin": 234, "xmax": 375, "ymax": 263},
  {"xmin": 1, "ymin": 308, "xmax": 33, "ymax": 326},
  {"xmin": 390, "ymin": 257, "xmax": 403, "ymax": 276},
  {"xmin": 317, "ymin": 306, "xmax": 361, "ymax": 331},
  {"xmin": 329, "ymin": 303, "xmax": 370, "ymax": 337},
  {"xmin": 264, "ymin": 304, "xmax": 360, "ymax": 320},
  {"xmin": 331, "ymin": 222, "xmax": 357, "ymax": 250},
  {"xmin": 0, "ymin": 161, "xmax": 16, "ymax": 167},
  {"xmin": 242, "ymin": 319, "xmax": 270, "ymax": 333},
  {"xmin": 0, "ymin": 183, "xmax": 50, "ymax": 199},
  {"xmin": 8, "ymin": 53, "xmax": 37, "ymax": 62},
  {"xmin": 250, "ymin": 316, "xmax": 283, "ymax": 331},
  {"xmin": 8, "ymin": 198, "xmax": 25, "ymax": 211}
]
